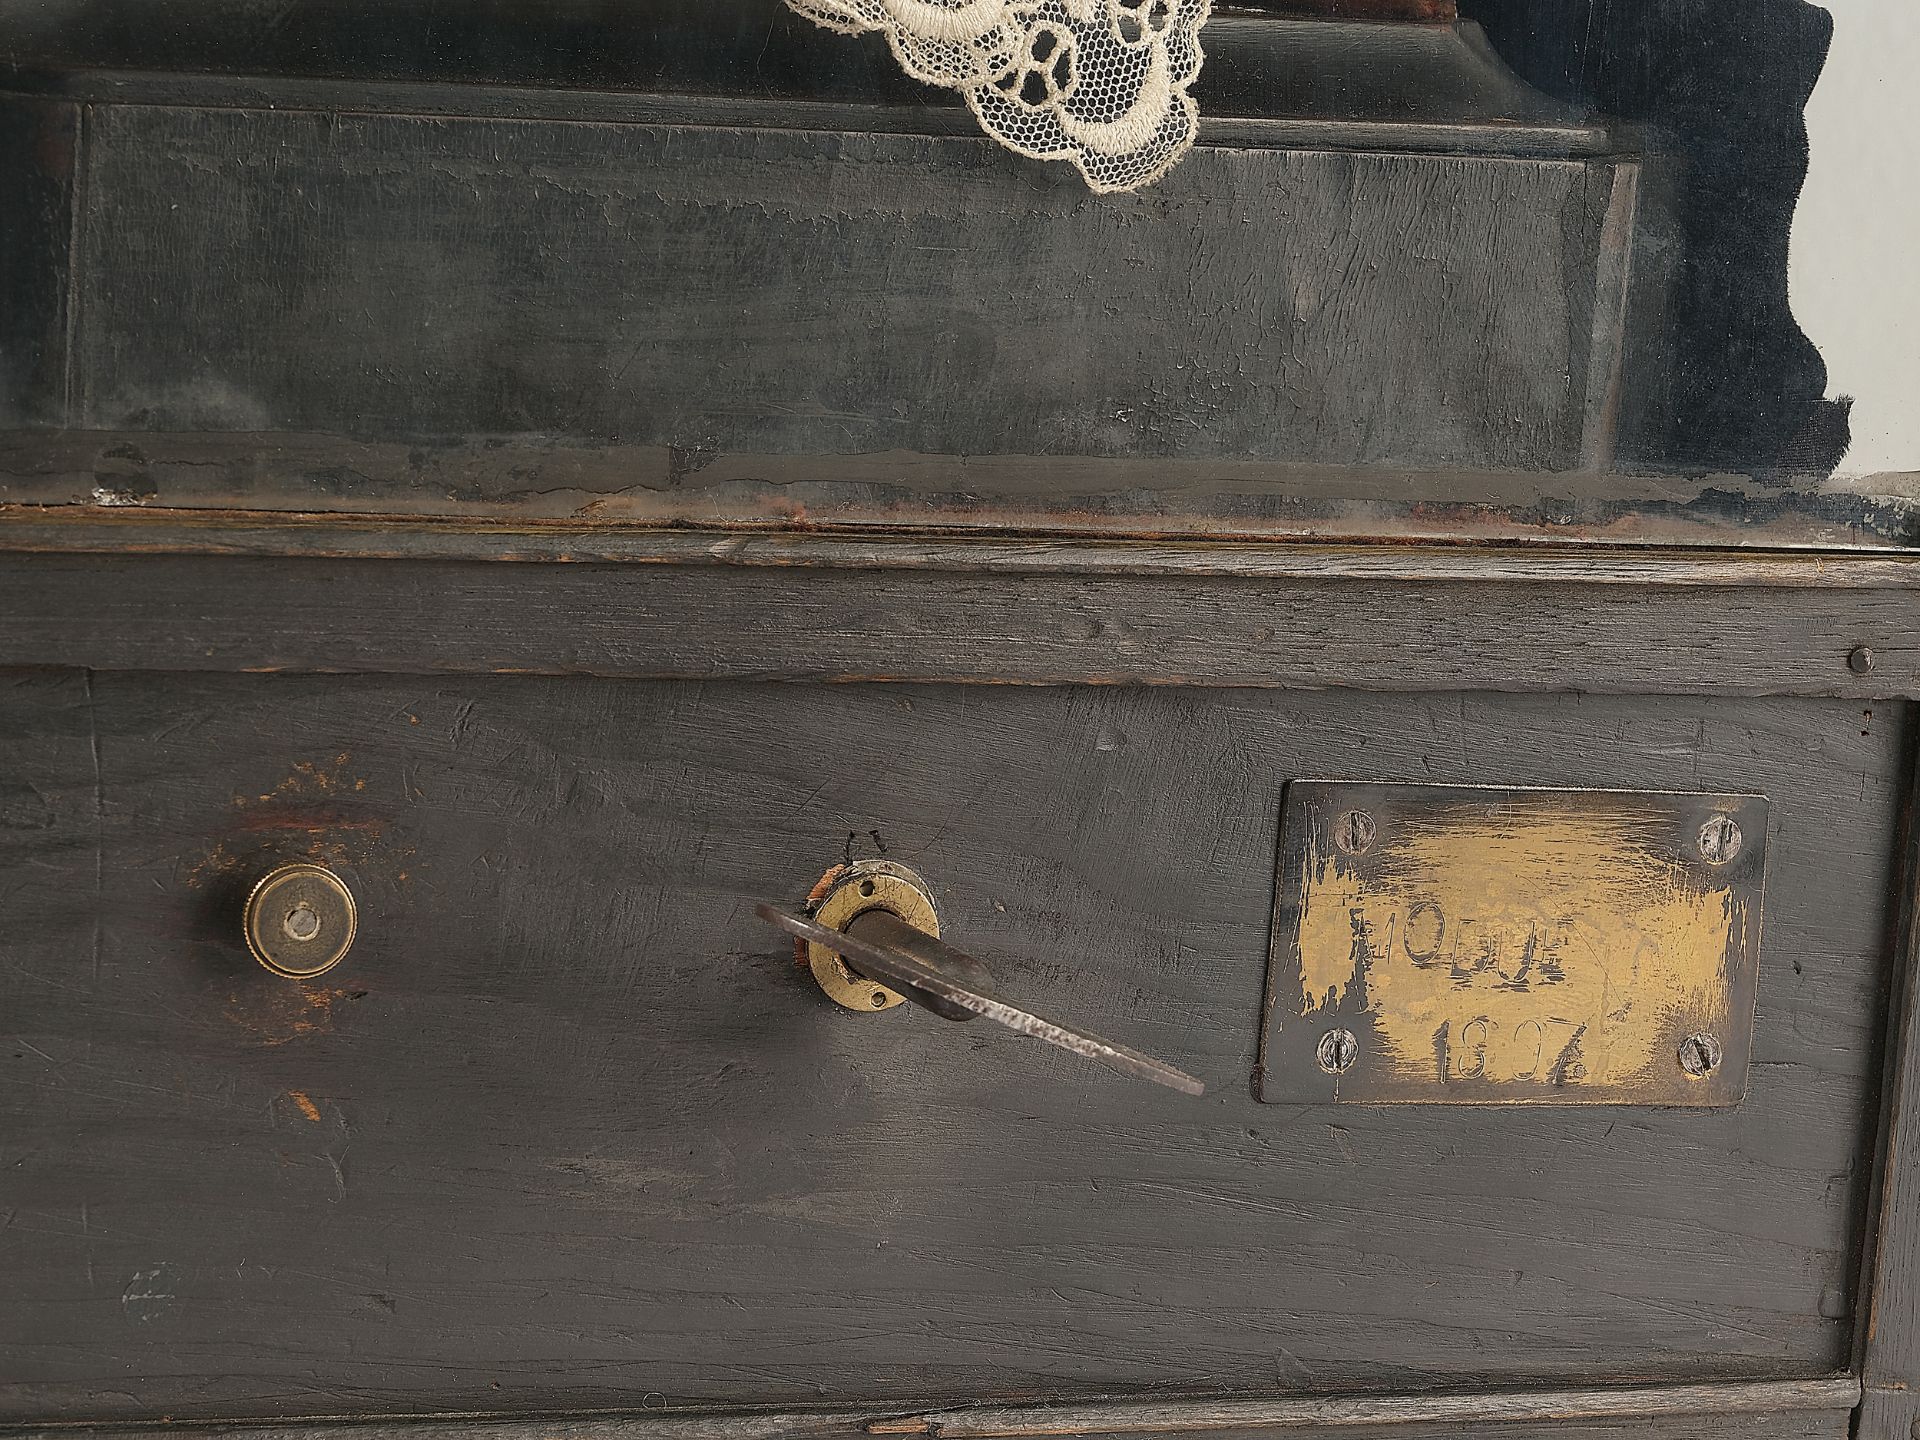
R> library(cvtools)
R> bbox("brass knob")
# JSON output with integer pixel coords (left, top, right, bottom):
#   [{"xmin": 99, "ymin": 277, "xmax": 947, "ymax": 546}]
[{"xmin": 244, "ymin": 863, "xmax": 358, "ymax": 978}]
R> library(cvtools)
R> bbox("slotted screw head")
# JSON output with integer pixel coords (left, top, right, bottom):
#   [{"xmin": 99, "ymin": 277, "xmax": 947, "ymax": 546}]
[
  {"xmin": 1678, "ymin": 1032, "xmax": 1723, "ymax": 1078},
  {"xmin": 1698, "ymin": 814, "xmax": 1742, "ymax": 864},
  {"xmin": 1334, "ymin": 810, "xmax": 1376, "ymax": 856},
  {"xmin": 1317, "ymin": 1028, "xmax": 1359, "ymax": 1075}
]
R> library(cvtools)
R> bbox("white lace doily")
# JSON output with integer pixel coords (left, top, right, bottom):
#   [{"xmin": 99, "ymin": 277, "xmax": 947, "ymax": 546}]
[{"xmin": 786, "ymin": 0, "xmax": 1213, "ymax": 193}]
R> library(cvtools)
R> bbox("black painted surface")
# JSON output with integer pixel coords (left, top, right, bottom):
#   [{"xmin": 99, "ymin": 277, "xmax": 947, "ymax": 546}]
[
  {"xmin": 0, "ymin": 671, "xmax": 1900, "ymax": 1419},
  {"xmin": 22, "ymin": 99, "xmax": 1631, "ymax": 472},
  {"xmin": 1460, "ymin": 0, "xmax": 1846, "ymax": 479},
  {"xmin": 0, "ymin": 0, "xmax": 1857, "ymax": 498},
  {"xmin": 0, "ymin": 3, "xmax": 1582, "ymax": 127},
  {"xmin": 0, "ymin": 95, "xmax": 73, "ymax": 429}
]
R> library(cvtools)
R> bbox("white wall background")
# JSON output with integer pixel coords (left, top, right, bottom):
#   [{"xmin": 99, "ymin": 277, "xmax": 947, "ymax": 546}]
[{"xmin": 1789, "ymin": 0, "xmax": 1920, "ymax": 479}]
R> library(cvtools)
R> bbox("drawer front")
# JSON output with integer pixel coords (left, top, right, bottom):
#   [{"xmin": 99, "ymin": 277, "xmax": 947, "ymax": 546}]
[{"xmin": 0, "ymin": 670, "xmax": 1899, "ymax": 1421}]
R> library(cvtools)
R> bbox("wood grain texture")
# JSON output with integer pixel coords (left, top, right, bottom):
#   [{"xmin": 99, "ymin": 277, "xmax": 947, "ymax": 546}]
[
  {"xmin": 0, "ymin": 1379, "xmax": 1864, "ymax": 1440},
  {"xmin": 0, "ymin": 1420, "xmax": 1856, "ymax": 1440},
  {"xmin": 6, "ymin": 510, "xmax": 1920, "ymax": 577},
  {"xmin": 0, "ymin": 673, "xmax": 1900, "ymax": 1420},
  {"xmin": 57, "ymin": 100, "xmax": 1624, "ymax": 472},
  {"xmin": 897, "ymin": 1377, "xmax": 1863, "ymax": 1432},
  {"xmin": 1855, "ymin": 754, "xmax": 1920, "ymax": 1440},
  {"xmin": 5, "ymin": 551, "xmax": 1920, "ymax": 699},
  {"xmin": 0, "ymin": 95, "xmax": 77, "ymax": 428}
]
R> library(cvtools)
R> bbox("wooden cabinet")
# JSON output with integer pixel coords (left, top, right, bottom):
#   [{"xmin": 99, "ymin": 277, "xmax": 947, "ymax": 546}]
[
  {"xmin": 3, "ymin": 548, "xmax": 1917, "ymax": 1439},
  {"xmin": 3, "ymin": 6, "xmax": 1917, "ymax": 1439}
]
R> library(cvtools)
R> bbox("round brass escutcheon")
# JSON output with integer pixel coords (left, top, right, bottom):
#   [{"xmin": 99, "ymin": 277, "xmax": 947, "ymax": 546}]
[
  {"xmin": 802, "ymin": 859, "xmax": 939, "ymax": 1013},
  {"xmin": 245, "ymin": 863, "xmax": 358, "ymax": 979}
]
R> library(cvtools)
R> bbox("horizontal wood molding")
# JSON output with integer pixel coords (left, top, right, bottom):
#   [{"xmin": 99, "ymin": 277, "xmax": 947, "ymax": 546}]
[
  {"xmin": 0, "ymin": 1380, "xmax": 1864, "ymax": 1439},
  {"xmin": 5, "ymin": 432, "xmax": 1915, "ymax": 549},
  {"xmin": 898, "ymin": 1379, "xmax": 1864, "ymax": 1433},
  {"xmin": 5, "ymin": 537, "xmax": 1920, "ymax": 697},
  {"xmin": 5, "ymin": 510, "xmax": 1920, "ymax": 587}
]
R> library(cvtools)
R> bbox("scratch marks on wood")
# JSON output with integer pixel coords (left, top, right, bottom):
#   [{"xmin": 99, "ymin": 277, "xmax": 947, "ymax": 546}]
[
  {"xmin": 85, "ymin": 666, "xmax": 102, "ymax": 986},
  {"xmin": 0, "ymin": 674, "xmax": 1901, "ymax": 1419},
  {"xmin": 224, "ymin": 981, "xmax": 357, "ymax": 1047},
  {"xmin": 59, "ymin": 103, "xmax": 1626, "ymax": 471},
  {"xmin": 180, "ymin": 751, "xmax": 410, "ymax": 925},
  {"xmin": 120, "ymin": 1262, "xmax": 179, "ymax": 1323}
]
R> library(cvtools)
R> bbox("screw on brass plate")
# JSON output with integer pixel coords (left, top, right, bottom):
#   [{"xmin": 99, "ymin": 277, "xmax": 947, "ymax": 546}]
[
  {"xmin": 1317, "ymin": 1028, "xmax": 1359, "ymax": 1075},
  {"xmin": 1697, "ymin": 814, "xmax": 1742, "ymax": 864},
  {"xmin": 1849, "ymin": 646, "xmax": 1877, "ymax": 675},
  {"xmin": 1333, "ymin": 810, "xmax": 1376, "ymax": 856},
  {"xmin": 1678, "ymin": 1032, "xmax": 1723, "ymax": 1078}
]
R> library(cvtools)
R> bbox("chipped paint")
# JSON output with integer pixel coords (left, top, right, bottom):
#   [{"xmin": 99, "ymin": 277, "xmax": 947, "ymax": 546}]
[
  {"xmin": 224, "ymin": 982, "xmax": 356, "ymax": 1047},
  {"xmin": 286, "ymin": 1090, "xmax": 323, "ymax": 1123},
  {"xmin": 121, "ymin": 1264, "xmax": 180, "ymax": 1323}
]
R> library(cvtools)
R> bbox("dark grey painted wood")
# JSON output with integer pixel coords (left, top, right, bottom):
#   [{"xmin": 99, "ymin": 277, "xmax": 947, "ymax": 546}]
[
  {"xmin": 0, "ymin": 15, "xmax": 1605, "ymax": 139},
  {"xmin": 0, "ymin": 672, "xmax": 1899, "ymax": 1420},
  {"xmin": 0, "ymin": 8, "xmax": 1600, "ymax": 141},
  {"xmin": 0, "ymin": 96, "xmax": 77, "ymax": 429},
  {"xmin": 1855, "ymin": 757, "xmax": 1920, "ymax": 1440},
  {"xmin": 6, "ymin": 550, "xmax": 1920, "ymax": 699},
  {"xmin": 51, "ymin": 96, "xmax": 1630, "ymax": 472}
]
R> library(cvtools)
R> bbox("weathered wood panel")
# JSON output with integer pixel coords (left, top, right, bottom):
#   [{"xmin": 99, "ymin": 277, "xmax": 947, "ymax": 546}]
[
  {"xmin": 0, "ymin": 96, "xmax": 76, "ymax": 429},
  {"xmin": 5, "ymin": 550, "xmax": 1920, "ymax": 699},
  {"xmin": 1854, "ymin": 758, "xmax": 1920, "ymax": 1440},
  {"xmin": 0, "ymin": 16, "xmax": 1576, "ymax": 134},
  {"xmin": 64, "ymin": 100, "xmax": 1624, "ymax": 471},
  {"xmin": 0, "ymin": 1377, "xmax": 1866, "ymax": 1440},
  {"xmin": 0, "ymin": 672, "xmax": 1899, "ymax": 1420}
]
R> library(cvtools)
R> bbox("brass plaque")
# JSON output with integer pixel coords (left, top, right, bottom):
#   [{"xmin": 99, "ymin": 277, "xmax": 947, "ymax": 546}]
[{"xmin": 1257, "ymin": 783, "xmax": 1767, "ymax": 1106}]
